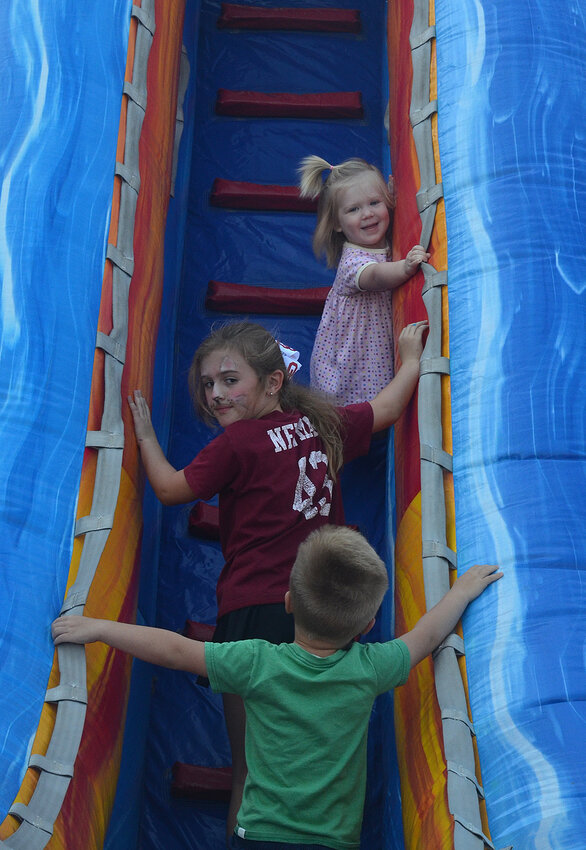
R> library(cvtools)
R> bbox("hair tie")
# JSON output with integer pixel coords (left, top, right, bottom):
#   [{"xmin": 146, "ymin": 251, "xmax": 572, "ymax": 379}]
[{"xmin": 276, "ymin": 340, "xmax": 301, "ymax": 376}]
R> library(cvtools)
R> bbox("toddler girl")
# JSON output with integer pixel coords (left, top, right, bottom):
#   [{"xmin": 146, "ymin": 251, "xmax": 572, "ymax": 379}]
[
  {"xmin": 299, "ymin": 155, "xmax": 429, "ymax": 405},
  {"xmin": 128, "ymin": 319, "xmax": 426, "ymax": 841}
]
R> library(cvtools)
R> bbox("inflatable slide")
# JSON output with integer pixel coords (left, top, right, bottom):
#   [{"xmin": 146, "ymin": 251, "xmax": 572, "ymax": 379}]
[{"xmin": 0, "ymin": 1, "xmax": 584, "ymax": 849}]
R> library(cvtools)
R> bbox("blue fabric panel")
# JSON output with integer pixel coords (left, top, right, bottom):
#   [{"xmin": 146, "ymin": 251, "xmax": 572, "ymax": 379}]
[
  {"xmin": 435, "ymin": 1, "xmax": 586, "ymax": 847},
  {"xmin": 0, "ymin": 0, "xmax": 131, "ymax": 815}
]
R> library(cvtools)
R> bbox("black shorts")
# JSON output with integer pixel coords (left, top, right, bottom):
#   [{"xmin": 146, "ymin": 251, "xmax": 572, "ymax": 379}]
[{"xmin": 214, "ymin": 602, "xmax": 294, "ymax": 644}]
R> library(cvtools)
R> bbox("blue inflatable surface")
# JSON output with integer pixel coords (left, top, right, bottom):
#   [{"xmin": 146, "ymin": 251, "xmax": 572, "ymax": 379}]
[
  {"xmin": 2, "ymin": 1, "xmax": 585, "ymax": 849},
  {"xmin": 436, "ymin": 1, "xmax": 586, "ymax": 847},
  {"xmin": 0, "ymin": 1, "xmax": 130, "ymax": 814}
]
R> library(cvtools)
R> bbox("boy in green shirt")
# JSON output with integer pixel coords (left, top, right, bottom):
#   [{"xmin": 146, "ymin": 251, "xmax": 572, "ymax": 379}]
[{"xmin": 52, "ymin": 526, "xmax": 501, "ymax": 850}]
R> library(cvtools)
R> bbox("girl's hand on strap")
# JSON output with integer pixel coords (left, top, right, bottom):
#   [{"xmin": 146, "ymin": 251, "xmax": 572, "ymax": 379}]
[
  {"xmin": 128, "ymin": 390, "xmax": 156, "ymax": 443},
  {"xmin": 127, "ymin": 390, "xmax": 195, "ymax": 505},
  {"xmin": 397, "ymin": 320, "xmax": 428, "ymax": 365},
  {"xmin": 369, "ymin": 321, "xmax": 428, "ymax": 431},
  {"xmin": 403, "ymin": 245, "xmax": 431, "ymax": 278}
]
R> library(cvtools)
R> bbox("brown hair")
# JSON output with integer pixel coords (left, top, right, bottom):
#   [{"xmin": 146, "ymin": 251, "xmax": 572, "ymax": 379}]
[
  {"xmin": 188, "ymin": 321, "xmax": 344, "ymax": 477},
  {"xmin": 289, "ymin": 525, "xmax": 389, "ymax": 644},
  {"xmin": 298, "ymin": 155, "xmax": 395, "ymax": 268}
]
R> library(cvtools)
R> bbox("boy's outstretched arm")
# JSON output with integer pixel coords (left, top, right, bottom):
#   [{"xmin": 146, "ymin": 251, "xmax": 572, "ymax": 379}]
[
  {"xmin": 128, "ymin": 390, "xmax": 196, "ymax": 505},
  {"xmin": 369, "ymin": 321, "xmax": 427, "ymax": 432},
  {"xmin": 52, "ymin": 615, "xmax": 208, "ymax": 677},
  {"xmin": 400, "ymin": 564, "xmax": 502, "ymax": 669}
]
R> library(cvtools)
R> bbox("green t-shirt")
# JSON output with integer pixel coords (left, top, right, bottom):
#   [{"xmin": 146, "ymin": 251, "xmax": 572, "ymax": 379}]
[{"xmin": 206, "ymin": 638, "xmax": 410, "ymax": 849}]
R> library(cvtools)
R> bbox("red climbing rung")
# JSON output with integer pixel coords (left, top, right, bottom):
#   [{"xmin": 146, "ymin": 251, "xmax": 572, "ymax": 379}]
[
  {"xmin": 189, "ymin": 502, "xmax": 220, "ymax": 539},
  {"xmin": 171, "ymin": 762, "xmax": 232, "ymax": 801},
  {"xmin": 206, "ymin": 280, "xmax": 328, "ymax": 315},
  {"xmin": 215, "ymin": 89, "xmax": 363, "ymax": 119},
  {"xmin": 217, "ymin": 4, "xmax": 361, "ymax": 33},
  {"xmin": 210, "ymin": 178, "xmax": 317, "ymax": 211},
  {"xmin": 184, "ymin": 620, "xmax": 216, "ymax": 642}
]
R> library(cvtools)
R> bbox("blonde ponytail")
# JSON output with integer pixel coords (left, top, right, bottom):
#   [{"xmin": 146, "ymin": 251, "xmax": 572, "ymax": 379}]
[{"xmin": 298, "ymin": 155, "xmax": 334, "ymax": 200}]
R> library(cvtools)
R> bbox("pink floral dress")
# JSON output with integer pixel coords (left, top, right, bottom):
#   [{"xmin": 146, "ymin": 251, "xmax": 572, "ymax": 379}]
[{"xmin": 310, "ymin": 243, "xmax": 394, "ymax": 405}]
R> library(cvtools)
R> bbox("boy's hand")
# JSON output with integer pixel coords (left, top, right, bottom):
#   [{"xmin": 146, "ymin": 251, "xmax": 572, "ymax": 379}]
[
  {"xmin": 52, "ymin": 615, "xmax": 100, "ymax": 646},
  {"xmin": 400, "ymin": 564, "xmax": 502, "ymax": 669},
  {"xmin": 397, "ymin": 321, "xmax": 428, "ymax": 364},
  {"xmin": 403, "ymin": 244, "xmax": 430, "ymax": 277},
  {"xmin": 128, "ymin": 390, "xmax": 156, "ymax": 443},
  {"xmin": 453, "ymin": 564, "xmax": 503, "ymax": 603}
]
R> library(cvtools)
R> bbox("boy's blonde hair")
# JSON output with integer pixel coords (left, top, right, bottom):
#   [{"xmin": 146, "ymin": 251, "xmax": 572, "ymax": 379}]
[
  {"xmin": 298, "ymin": 155, "xmax": 395, "ymax": 268},
  {"xmin": 289, "ymin": 525, "xmax": 389, "ymax": 645},
  {"xmin": 188, "ymin": 321, "xmax": 345, "ymax": 477}
]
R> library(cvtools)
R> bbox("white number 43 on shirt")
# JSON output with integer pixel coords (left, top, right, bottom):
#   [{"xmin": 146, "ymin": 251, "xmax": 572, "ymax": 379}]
[{"xmin": 292, "ymin": 451, "xmax": 333, "ymax": 520}]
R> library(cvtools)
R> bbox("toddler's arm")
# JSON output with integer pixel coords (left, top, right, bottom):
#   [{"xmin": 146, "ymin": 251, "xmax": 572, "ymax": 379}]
[
  {"xmin": 358, "ymin": 245, "xmax": 430, "ymax": 292},
  {"xmin": 52, "ymin": 615, "xmax": 208, "ymax": 676},
  {"xmin": 128, "ymin": 390, "xmax": 197, "ymax": 505},
  {"xmin": 400, "ymin": 565, "xmax": 503, "ymax": 669},
  {"xmin": 369, "ymin": 321, "xmax": 427, "ymax": 431}
]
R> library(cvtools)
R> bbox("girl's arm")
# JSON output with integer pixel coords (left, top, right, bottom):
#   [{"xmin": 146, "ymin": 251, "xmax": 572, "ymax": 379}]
[
  {"xmin": 128, "ymin": 390, "xmax": 197, "ymax": 505},
  {"xmin": 52, "ymin": 615, "xmax": 208, "ymax": 676},
  {"xmin": 369, "ymin": 322, "xmax": 427, "ymax": 431},
  {"xmin": 358, "ymin": 245, "xmax": 430, "ymax": 292},
  {"xmin": 399, "ymin": 565, "xmax": 502, "ymax": 668}
]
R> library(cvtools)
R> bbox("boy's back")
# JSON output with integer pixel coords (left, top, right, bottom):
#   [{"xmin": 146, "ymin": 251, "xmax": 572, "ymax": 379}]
[
  {"xmin": 52, "ymin": 525, "xmax": 501, "ymax": 849},
  {"xmin": 206, "ymin": 637, "xmax": 410, "ymax": 849}
]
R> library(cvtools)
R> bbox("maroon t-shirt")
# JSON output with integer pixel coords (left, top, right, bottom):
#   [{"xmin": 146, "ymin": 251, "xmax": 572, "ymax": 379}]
[{"xmin": 183, "ymin": 403, "xmax": 373, "ymax": 618}]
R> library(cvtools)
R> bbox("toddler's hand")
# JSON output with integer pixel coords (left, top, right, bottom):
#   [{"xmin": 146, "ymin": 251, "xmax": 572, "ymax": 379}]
[
  {"xmin": 52, "ymin": 615, "xmax": 100, "ymax": 646},
  {"xmin": 453, "ymin": 564, "xmax": 503, "ymax": 603},
  {"xmin": 128, "ymin": 390, "xmax": 156, "ymax": 443},
  {"xmin": 397, "ymin": 320, "xmax": 428, "ymax": 363},
  {"xmin": 403, "ymin": 245, "xmax": 430, "ymax": 277}
]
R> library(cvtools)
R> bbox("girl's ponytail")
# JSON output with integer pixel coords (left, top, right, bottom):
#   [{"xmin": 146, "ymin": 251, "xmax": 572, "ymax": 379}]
[
  {"xmin": 298, "ymin": 155, "xmax": 334, "ymax": 200},
  {"xmin": 280, "ymin": 380, "xmax": 344, "ymax": 481}
]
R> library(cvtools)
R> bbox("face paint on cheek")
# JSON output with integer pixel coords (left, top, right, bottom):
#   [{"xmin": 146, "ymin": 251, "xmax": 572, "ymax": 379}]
[{"xmin": 229, "ymin": 393, "xmax": 249, "ymax": 411}]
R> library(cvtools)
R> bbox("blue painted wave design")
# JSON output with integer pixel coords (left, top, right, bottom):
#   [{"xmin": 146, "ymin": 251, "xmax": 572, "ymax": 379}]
[
  {"xmin": 0, "ymin": 0, "xmax": 130, "ymax": 814},
  {"xmin": 436, "ymin": 0, "xmax": 586, "ymax": 847}
]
